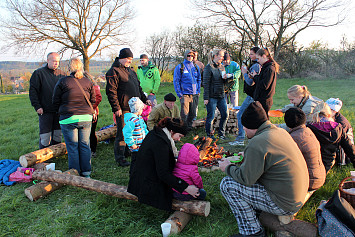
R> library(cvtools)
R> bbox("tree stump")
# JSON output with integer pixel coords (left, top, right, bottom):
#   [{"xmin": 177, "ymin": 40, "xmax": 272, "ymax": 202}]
[
  {"xmin": 163, "ymin": 211, "xmax": 192, "ymax": 234},
  {"xmin": 19, "ymin": 126, "xmax": 117, "ymax": 167},
  {"xmin": 32, "ymin": 170, "xmax": 211, "ymax": 217}
]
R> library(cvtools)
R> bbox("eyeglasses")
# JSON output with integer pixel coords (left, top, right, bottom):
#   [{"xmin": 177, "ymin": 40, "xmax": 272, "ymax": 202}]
[{"xmin": 187, "ymin": 55, "xmax": 194, "ymax": 57}]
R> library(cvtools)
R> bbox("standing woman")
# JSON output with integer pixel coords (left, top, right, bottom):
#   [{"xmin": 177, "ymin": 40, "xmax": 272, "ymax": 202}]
[
  {"xmin": 53, "ymin": 58, "xmax": 96, "ymax": 178},
  {"xmin": 203, "ymin": 49, "xmax": 229, "ymax": 140},
  {"xmin": 251, "ymin": 48, "xmax": 279, "ymax": 115},
  {"xmin": 127, "ymin": 117, "xmax": 199, "ymax": 211},
  {"xmin": 84, "ymin": 72, "xmax": 102, "ymax": 157}
]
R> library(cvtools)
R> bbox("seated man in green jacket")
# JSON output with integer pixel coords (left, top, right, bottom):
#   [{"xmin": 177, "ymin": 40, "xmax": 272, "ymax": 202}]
[
  {"xmin": 137, "ymin": 54, "xmax": 161, "ymax": 107},
  {"xmin": 219, "ymin": 101, "xmax": 309, "ymax": 237},
  {"xmin": 147, "ymin": 93, "xmax": 180, "ymax": 130}
]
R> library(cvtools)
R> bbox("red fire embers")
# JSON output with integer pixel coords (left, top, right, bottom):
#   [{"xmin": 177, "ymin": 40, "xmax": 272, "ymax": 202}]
[{"xmin": 194, "ymin": 136, "xmax": 227, "ymax": 168}]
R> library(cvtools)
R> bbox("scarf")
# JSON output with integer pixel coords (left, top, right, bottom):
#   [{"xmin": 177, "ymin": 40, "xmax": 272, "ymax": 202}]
[{"xmin": 162, "ymin": 127, "xmax": 179, "ymax": 157}]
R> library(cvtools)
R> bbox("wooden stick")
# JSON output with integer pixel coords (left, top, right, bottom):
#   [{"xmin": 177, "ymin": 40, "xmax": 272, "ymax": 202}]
[
  {"xmin": 19, "ymin": 126, "xmax": 117, "ymax": 167},
  {"xmin": 32, "ymin": 170, "xmax": 210, "ymax": 217},
  {"xmin": 163, "ymin": 211, "xmax": 192, "ymax": 234}
]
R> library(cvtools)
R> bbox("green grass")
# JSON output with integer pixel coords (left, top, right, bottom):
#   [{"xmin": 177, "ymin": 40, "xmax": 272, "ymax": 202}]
[{"xmin": 0, "ymin": 78, "xmax": 355, "ymax": 236}]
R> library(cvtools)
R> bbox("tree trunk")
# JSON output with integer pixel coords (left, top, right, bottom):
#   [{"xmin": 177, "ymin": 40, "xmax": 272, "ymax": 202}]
[
  {"xmin": 163, "ymin": 211, "xmax": 192, "ymax": 234},
  {"xmin": 25, "ymin": 169, "xmax": 79, "ymax": 201},
  {"xmin": 32, "ymin": 170, "xmax": 210, "ymax": 217},
  {"xmin": 83, "ymin": 53, "xmax": 90, "ymax": 72},
  {"xmin": 19, "ymin": 126, "xmax": 116, "ymax": 167}
]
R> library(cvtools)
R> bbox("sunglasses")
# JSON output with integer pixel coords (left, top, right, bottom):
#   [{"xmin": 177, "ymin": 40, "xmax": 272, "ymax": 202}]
[{"xmin": 187, "ymin": 55, "xmax": 194, "ymax": 57}]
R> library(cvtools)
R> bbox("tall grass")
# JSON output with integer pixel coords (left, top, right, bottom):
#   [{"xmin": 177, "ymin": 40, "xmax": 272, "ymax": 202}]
[{"xmin": 0, "ymin": 78, "xmax": 354, "ymax": 236}]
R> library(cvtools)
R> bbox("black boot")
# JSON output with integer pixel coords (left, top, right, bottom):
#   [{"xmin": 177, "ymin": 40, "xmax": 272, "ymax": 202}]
[{"xmin": 117, "ymin": 157, "xmax": 130, "ymax": 167}]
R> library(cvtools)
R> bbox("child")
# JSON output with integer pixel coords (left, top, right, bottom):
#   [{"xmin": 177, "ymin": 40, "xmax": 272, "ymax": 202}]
[
  {"xmin": 284, "ymin": 108, "xmax": 326, "ymax": 191},
  {"xmin": 123, "ymin": 97, "xmax": 149, "ymax": 175},
  {"xmin": 172, "ymin": 143, "xmax": 206, "ymax": 201}
]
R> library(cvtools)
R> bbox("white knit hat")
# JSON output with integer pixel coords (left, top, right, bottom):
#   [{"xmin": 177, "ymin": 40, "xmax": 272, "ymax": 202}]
[
  {"xmin": 325, "ymin": 98, "xmax": 342, "ymax": 112},
  {"xmin": 128, "ymin": 97, "xmax": 145, "ymax": 113}
]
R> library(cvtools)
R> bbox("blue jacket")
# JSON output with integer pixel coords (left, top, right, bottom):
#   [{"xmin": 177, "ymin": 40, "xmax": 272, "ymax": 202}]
[
  {"xmin": 123, "ymin": 113, "xmax": 149, "ymax": 152},
  {"xmin": 173, "ymin": 59, "xmax": 201, "ymax": 98},
  {"xmin": 0, "ymin": 159, "xmax": 21, "ymax": 186}
]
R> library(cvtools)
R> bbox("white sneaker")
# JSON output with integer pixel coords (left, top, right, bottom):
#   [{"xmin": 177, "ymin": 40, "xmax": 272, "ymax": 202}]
[{"xmin": 229, "ymin": 140, "xmax": 244, "ymax": 146}]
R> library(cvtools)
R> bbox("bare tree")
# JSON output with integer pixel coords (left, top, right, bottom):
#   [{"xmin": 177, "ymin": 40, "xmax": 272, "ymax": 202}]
[
  {"xmin": 1, "ymin": 0, "xmax": 134, "ymax": 71},
  {"xmin": 144, "ymin": 31, "xmax": 173, "ymax": 76}
]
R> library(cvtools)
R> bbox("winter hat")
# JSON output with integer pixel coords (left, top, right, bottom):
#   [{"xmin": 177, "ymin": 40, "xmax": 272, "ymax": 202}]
[
  {"xmin": 184, "ymin": 50, "xmax": 194, "ymax": 60},
  {"xmin": 224, "ymin": 52, "xmax": 231, "ymax": 61},
  {"xmin": 284, "ymin": 108, "xmax": 306, "ymax": 128},
  {"xmin": 166, "ymin": 117, "xmax": 188, "ymax": 136},
  {"xmin": 164, "ymin": 93, "xmax": 176, "ymax": 102},
  {"xmin": 140, "ymin": 54, "xmax": 149, "ymax": 59},
  {"xmin": 128, "ymin": 97, "xmax": 145, "ymax": 113},
  {"xmin": 325, "ymin": 98, "xmax": 342, "ymax": 112},
  {"xmin": 118, "ymin": 48, "xmax": 133, "ymax": 59},
  {"xmin": 241, "ymin": 101, "xmax": 268, "ymax": 129}
]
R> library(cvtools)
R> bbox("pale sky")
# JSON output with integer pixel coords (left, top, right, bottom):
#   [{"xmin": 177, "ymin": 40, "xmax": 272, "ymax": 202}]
[{"xmin": 0, "ymin": 0, "xmax": 354, "ymax": 61}]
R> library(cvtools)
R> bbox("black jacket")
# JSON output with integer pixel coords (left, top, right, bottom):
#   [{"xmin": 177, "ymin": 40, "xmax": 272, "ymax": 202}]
[
  {"xmin": 29, "ymin": 65, "xmax": 67, "ymax": 113},
  {"xmin": 203, "ymin": 63, "xmax": 225, "ymax": 100},
  {"xmin": 127, "ymin": 126, "xmax": 188, "ymax": 211},
  {"xmin": 106, "ymin": 58, "xmax": 147, "ymax": 112},
  {"xmin": 253, "ymin": 61, "xmax": 277, "ymax": 105},
  {"xmin": 307, "ymin": 122, "xmax": 355, "ymax": 172},
  {"xmin": 334, "ymin": 112, "xmax": 352, "ymax": 134},
  {"xmin": 52, "ymin": 74, "xmax": 96, "ymax": 120}
]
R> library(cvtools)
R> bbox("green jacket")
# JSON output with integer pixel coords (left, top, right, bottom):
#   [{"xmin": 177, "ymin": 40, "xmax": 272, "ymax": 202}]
[
  {"xmin": 137, "ymin": 62, "xmax": 161, "ymax": 94},
  {"xmin": 224, "ymin": 61, "xmax": 241, "ymax": 92},
  {"xmin": 226, "ymin": 121, "xmax": 309, "ymax": 213},
  {"xmin": 147, "ymin": 102, "xmax": 180, "ymax": 130}
]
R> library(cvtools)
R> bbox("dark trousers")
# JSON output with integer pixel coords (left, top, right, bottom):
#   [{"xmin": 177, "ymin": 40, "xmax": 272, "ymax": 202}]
[
  {"xmin": 173, "ymin": 188, "xmax": 207, "ymax": 201},
  {"xmin": 180, "ymin": 94, "xmax": 199, "ymax": 129},
  {"xmin": 114, "ymin": 111, "xmax": 129, "ymax": 162},
  {"xmin": 90, "ymin": 117, "xmax": 98, "ymax": 153},
  {"xmin": 38, "ymin": 112, "xmax": 62, "ymax": 149}
]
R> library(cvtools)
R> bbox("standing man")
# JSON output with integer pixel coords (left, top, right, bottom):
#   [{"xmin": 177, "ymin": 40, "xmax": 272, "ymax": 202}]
[
  {"xmin": 106, "ymin": 48, "xmax": 149, "ymax": 166},
  {"xmin": 173, "ymin": 50, "xmax": 201, "ymax": 131},
  {"xmin": 219, "ymin": 102, "xmax": 309, "ymax": 237},
  {"xmin": 29, "ymin": 52, "xmax": 66, "ymax": 149},
  {"xmin": 192, "ymin": 50, "xmax": 205, "ymax": 76},
  {"xmin": 223, "ymin": 52, "xmax": 241, "ymax": 107},
  {"xmin": 147, "ymin": 93, "xmax": 180, "ymax": 130},
  {"xmin": 136, "ymin": 54, "xmax": 161, "ymax": 107}
]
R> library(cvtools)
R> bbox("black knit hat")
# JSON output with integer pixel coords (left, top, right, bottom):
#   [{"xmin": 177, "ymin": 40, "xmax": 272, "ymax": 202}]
[
  {"xmin": 140, "ymin": 54, "xmax": 148, "ymax": 59},
  {"xmin": 164, "ymin": 93, "xmax": 176, "ymax": 102},
  {"xmin": 118, "ymin": 48, "xmax": 133, "ymax": 59},
  {"xmin": 166, "ymin": 118, "xmax": 188, "ymax": 136},
  {"xmin": 284, "ymin": 108, "xmax": 306, "ymax": 128},
  {"xmin": 241, "ymin": 101, "xmax": 268, "ymax": 129}
]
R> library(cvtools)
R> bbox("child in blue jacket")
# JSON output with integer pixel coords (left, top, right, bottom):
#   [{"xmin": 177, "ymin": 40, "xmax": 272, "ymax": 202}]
[{"xmin": 123, "ymin": 97, "xmax": 149, "ymax": 175}]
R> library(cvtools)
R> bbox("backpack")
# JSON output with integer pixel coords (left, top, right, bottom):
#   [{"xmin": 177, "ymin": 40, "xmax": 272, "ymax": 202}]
[{"xmin": 179, "ymin": 62, "xmax": 200, "ymax": 76}]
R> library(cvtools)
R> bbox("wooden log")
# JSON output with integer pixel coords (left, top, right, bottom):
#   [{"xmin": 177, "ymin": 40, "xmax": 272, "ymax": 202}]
[
  {"xmin": 25, "ymin": 169, "xmax": 79, "ymax": 201},
  {"xmin": 199, "ymin": 137, "xmax": 213, "ymax": 160},
  {"xmin": 32, "ymin": 170, "xmax": 210, "ymax": 217},
  {"xmin": 163, "ymin": 211, "xmax": 192, "ymax": 235},
  {"xmin": 19, "ymin": 126, "xmax": 117, "ymax": 167}
]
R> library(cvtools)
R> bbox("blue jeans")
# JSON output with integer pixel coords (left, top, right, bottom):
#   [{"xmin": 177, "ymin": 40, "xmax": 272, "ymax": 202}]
[
  {"xmin": 236, "ymin": 96, "xmax": 254, "ymax": 141},
  {"xmin": 205, "ymin": 98, "xmax": 228, "ymax": 136},
  {"xmin": 60, "ymin": 121, "xmax": 92, "ymax": 176}
]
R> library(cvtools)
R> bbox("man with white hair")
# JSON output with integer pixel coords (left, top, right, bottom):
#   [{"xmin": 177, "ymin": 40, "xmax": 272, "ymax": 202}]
[{"xmin": 29, "ymin": 52, "xmax": 66, "ymax": 149}]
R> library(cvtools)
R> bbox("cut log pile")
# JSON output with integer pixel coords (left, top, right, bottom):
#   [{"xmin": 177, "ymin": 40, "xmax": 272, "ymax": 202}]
[{"xmin": 212, "ymin": 109, "xmax": 239, "ymax": 134}]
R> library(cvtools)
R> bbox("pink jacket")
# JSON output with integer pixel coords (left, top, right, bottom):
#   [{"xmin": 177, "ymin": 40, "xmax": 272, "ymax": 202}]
[
  {"xmin": 173, "ymin": 143, "xmax": 203, "ymax": 194},
  {"xmin": 141, "ymin": 105, "xmax": 152, "ymax": 122}
]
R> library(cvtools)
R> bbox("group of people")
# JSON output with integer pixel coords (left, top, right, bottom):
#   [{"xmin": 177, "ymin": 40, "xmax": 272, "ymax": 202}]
[{"xmin": 28, "ymin": 47, "xmax": 355, "ymax": 237}]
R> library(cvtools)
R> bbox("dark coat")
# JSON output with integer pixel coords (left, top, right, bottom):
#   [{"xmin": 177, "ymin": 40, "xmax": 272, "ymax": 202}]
[
  {"xmin": 289, "ymin": 125, "xmax": 326, "ymax": 190},
  {"xmin": 307, "ymin": 122, "xmax": 355, "ymax": 172},
  {"xmin": 253, "ymin": 61, "xmax": 277, "ymax": 113},
  {"xmin": 106, "ymin": 58, "xmax": 147, "ymax": 112},
  {"xmin": 127, "ymin": 126, "xmax": 188, "ymax": 211},
  {"xmin": 334, "ymin": 112, "xmax": 352, "ymax": 134},
  {"xmin": 203, "ymin": 63, "xmax": 225, "ymax": 100}
]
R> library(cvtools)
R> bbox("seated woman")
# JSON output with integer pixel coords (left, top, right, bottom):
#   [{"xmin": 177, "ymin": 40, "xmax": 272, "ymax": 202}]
[
  {"xmin": 127, "ymin": 117, "xmax": 200, "ymax": 211},
  {"xmin": 306, "ymin": 103, "xmax": 355, "ymax": 173},
  {"xmin": 284, "ymin": 108, "xmax": 326, "ymax": 191},
  {"xmin": 279, "ymin": 85, "xmax": 323, "ymax": 122}
]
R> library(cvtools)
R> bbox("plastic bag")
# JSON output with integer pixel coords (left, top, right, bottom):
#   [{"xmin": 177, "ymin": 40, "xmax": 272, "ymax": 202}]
[{"xmin": 9, "ymin": 167, "xmax": 35, "ymax": 183}]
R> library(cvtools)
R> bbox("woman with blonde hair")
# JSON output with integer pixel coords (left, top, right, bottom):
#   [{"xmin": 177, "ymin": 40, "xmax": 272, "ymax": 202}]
[
  {"xmin": 203, "ymin": 49, "xmax": 229, "ymax": 140},
  {"xmin": 279, "ymin": 85, "xmax": 323, "ymax": 122},
  {"xmin": 53, "ymin": 58, "xmax": 96, "ymax": 178},
  {"xmin": 306, "ymin": 102, "xmax": 355, "ymax": 172}
]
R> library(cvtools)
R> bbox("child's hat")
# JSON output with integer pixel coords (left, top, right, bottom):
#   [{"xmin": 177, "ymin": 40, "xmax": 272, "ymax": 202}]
[
  {"xmin": 325, "ymin": 98, "xmax": 342, "ymax": 112},
  {"xmin": 128, "ymin": 97, "xmax": 145, "ymax": 113}
]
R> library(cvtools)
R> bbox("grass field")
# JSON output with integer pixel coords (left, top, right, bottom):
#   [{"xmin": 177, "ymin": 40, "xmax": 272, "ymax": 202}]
[{"xmin": 0, "ymin": 78, "xmax": 354, "ymax": 236}]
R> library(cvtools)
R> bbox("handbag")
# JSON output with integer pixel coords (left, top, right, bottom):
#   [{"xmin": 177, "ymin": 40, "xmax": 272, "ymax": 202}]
[{"xmin": 73, "ymin": 77, "xmax": 94, "ymax": 114}]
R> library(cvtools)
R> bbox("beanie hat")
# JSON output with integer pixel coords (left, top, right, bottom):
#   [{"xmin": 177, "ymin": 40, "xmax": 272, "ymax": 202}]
[
  {"xmin": 118, "ymin": 48, "xmax": 133, "ymax": 59},
  {"xmin": 184, "ymin": 50, "xmax": 194, "ymax": 60},
  {"xmin": 284, "ymin": 108, "xmax": 306, "ymax": 128},
  {"xmin": 128, "ymin": 97, "xmax": 145, "ymax": 113},
  {"xmin": 224, "ymin": 52, "xmax": 231, "ymax": 61},
  {"xmin": 166, "ymin": 118, "xmax": 188, "ymax": 136},
  {"xmin": 241, "ymin": 101, "xmax": 268, "ymax": 129},
  {"xmin": 325, "ymin": 98, "xmax": 342, "ymax": 112},
  {"xmin": 140, "ymin": 54, "xmax": 149, "ymax": 59},
  {"xmin": 164, "ymin": 93, "xmax": 176, "ymax": 102}
]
